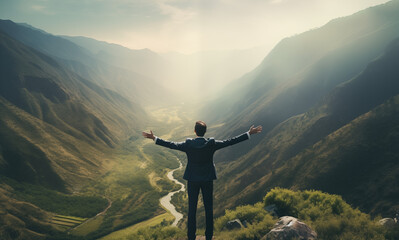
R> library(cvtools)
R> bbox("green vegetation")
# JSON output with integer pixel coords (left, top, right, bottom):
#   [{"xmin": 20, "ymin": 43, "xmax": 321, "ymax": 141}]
[
  {"xmin": 100, "ymin": 213, "xmax": 175, "ymax": 240},
  {"xmin": 264, "ymin": 188, "xmax": 388, "ymax": 240},
  {"xmin": 67, "ymin": 137, "xmax": 186, "ymax": 238},
  {"xmin": 71, "ymin": 216, "xmax": 105, "ymax": 236},
  {"xmin": 1, "ymin": 177, "xmax": 107, "ymax": 218},
  {"xmin": 215, "ymin": 203, "xmax": 276, "ymax": 240},
  {"xmin": 205, "ymin": 1, "xmax": 399, "ymax": 219},
  {"xmin": 125, "ymin": 225, "xmax": 185, "ymax": 240},
  {"xmin": 114, "ymin": 188, "xmax": 399, "ymax": 240},
  {"xmin": 51, "ymin": 215, "xmax": 86, "ymax": 230}
]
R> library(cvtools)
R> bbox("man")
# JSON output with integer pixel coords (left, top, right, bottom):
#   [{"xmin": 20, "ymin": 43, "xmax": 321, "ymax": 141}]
[{"xmin": 142, "ymin": 121, "xmax": 262, "ymax": 240}]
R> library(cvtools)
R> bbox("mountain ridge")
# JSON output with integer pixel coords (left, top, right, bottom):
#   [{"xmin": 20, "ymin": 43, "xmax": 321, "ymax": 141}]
[
  {"xmin": 201, "ymin": 0, "xmax": 399, "ymax": 176},
  {"xmin": 213, "ymin": 36, "xmax": 399, "ymax": 217},
  {"xmin": 0, "ymin": 19, "xmax": 170, "ymax": 106}
]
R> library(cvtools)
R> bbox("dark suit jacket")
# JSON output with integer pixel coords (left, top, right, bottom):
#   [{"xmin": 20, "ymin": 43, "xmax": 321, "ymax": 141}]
[{"xmin": 155, "ymin": 132, "xmax": 249, "ymax": 181}]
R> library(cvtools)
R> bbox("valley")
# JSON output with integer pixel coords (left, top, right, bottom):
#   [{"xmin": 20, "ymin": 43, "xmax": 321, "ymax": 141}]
[
  {"xmin": 0, "ymin": 101, "xmax": 194, "ymax": 239},
  {"xmin": 67, "ymin": 104, "xmax": 195, "ymax": 238}
]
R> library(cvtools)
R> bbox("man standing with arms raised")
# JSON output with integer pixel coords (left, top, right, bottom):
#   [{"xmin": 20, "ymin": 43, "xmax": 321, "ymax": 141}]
[{"xmin": 143, "ymin": 121, "xmax": 262, "ymax": 240}]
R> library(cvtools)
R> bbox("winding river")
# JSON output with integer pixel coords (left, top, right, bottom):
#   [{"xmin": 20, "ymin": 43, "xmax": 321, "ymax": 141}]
[{"xmin": 160, "ymin": 159, "xmax": 185, "ymax": 226}]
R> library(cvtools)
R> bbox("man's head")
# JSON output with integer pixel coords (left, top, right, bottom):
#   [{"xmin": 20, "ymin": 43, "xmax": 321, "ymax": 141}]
[{"xmin": 194, "ymin": 121, "xmax": 207, "ymax": 137}]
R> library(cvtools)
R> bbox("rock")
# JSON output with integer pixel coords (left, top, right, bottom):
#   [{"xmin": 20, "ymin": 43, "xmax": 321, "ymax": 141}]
[
  {"xmin": 262, "ymin": 216, "xmax": 317, "ymax": 240},
  {"xmin": 225, "ymin": 219, "xmax": 244, "ymax": 230},
  {"xmin": 379, "ymin": 218, "xmax": 396, "ymax": 228}
]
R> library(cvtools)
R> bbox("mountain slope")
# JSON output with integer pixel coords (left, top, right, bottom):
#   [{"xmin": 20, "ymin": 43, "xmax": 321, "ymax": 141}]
[
  {"xmin": 0, "ymin": 29, "xmax": 146, "ymax": 190},
  {"xmin": 213, "ymin": 37, "xmax": 399, "ymax": 217},
  {"xmin": 205, "ymin": 0, "xmax": 399, "ymax": 147},
  {"xmin": 200, "ymin": 0, "xmax": 399, "ymax": 187},
  {"xmin": 0, "ymin": 186, "xmax": 55, "ymax": 240},
  {"xmin": 60, "ymin": 35, "xmax": 165, "ymax": 79},
  {"xmin": 267, "ymin": 95, "xmax": 399, "ymax": 216},
  {"xmin": 0, "ymin": 19, "xmax": 168, "ymax": 106}
]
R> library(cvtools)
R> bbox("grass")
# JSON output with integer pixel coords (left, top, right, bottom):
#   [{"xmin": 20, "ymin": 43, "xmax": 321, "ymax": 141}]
[
  {"xmin": 50, "ymin": 214, "xmax": 86, "ymax": 232},
  {"xmin": 53, "ymin": 215, "xmax": 86, "ymax": 221},
  {"xmin": 52, "ymin": 217, "xmax": 84, "ymax": 224},
  {"xmin": 0, "ymin": 176, "xmax": 108, "ymax": 218},
  {"xmin": 51, "ymin": 220, "xmax": 76, "ymax": 227},
  {"xmin": 99, "ymin": 213, "xmax": 175, "ymax": 240},
  {"xmin": 70, "ymin": 216, "xmax": 104, "ymax": 236}
]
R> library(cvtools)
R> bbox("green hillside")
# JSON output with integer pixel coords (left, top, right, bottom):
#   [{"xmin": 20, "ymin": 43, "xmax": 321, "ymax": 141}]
[
  {"xmin": 0, "ymin": 28, "xmax": 175, "ymax": 239},
  {"xmin": 266, "ymin": 95, "xmax": 399, "ymax": 215},
  {"xmin": 0, "ymin": 30, "xmax": 136, "ymax": 189},
  {"xmin": 213, "ymin": 37, "xmax": 399, "ymax": 217},
  {"xmin": 0, "ymin": 29, "xmax": 145, "ymax": 145}
]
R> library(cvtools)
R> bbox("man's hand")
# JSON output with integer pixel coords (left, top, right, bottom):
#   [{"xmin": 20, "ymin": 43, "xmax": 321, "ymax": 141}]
[
  {"xmin": 142, "ymin": 130, "xmax": 155, "ymax": 140},
  {"xmin": 249, "ymin": 125, "xmax": 262, "ymax": 135}
]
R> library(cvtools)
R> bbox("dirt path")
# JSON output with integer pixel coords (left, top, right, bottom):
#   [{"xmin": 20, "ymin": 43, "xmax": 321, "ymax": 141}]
[{"xmin": 97, "ymin": 197, "xmax": 112, "ymax": 216}]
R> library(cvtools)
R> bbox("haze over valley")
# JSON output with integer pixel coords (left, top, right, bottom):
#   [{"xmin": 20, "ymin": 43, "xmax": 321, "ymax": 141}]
[{"xmin": 1, "ymin": 0, "xmax": 399, "ymax": 239}]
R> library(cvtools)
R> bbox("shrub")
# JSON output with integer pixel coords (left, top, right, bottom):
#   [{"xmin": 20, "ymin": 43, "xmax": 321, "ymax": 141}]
[
  {"xmin": 215, "ymin": 203, "xmax": 276, "ymax": 239},
  {"xmin": 126, "ymin": 226, "xmax": 185, "ymax": 240},
  {"xmin": 263, "ymin": 188, "xmax": 387, "ymax": 240},
  {"xmin": 215, "ymin": 203, "xmax": 268, "ymax": 231}
]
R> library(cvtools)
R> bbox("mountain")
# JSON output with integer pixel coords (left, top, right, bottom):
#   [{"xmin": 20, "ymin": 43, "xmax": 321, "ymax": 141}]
[
  {"xmin": 60, "ymin": 35, "xmax": 164, "ymax": 78},
  {"xmin": 0, "ymin": 25, "xmax": 158, "ymax": 239},
  {"xmin": 0, "ymin": 29, "xmax": 146, "ymax": 190},
  {"xmin": 200, "ymin": 0, "xmax": 399, "ymax": 183},
  {"xmin": 213, "ymin": 36, "xmax": 399, "ymax": 217},
  {"xmin": 0, "ymin": 19, "xmax": 169, "ymax": 106},
  {"xmin": 63, "ymin": 35, "xmax": 269, "ymax": 100},
  {"xmin": 204, "ymin": 0, "xmax": 399, "ymax": 139}
]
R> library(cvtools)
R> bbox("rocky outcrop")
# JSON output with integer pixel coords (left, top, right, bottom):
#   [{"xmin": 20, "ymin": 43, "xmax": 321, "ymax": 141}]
[
  {"xmin": 262, "ymin": 216, "xmax": 317, "ymax": 240},
  {"xmin": 225, "ymin": 219, "xmax": 244, "ymax": 230},
  {"xmin": 379, "ymin": 218, "xmax": 396, "ymax": 228}
]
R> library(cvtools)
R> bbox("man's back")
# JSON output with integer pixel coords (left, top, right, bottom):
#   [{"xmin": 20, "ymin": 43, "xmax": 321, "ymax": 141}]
[{"xmin": 154, "ymin": 133, "xmax": 250, "ymax": 181}]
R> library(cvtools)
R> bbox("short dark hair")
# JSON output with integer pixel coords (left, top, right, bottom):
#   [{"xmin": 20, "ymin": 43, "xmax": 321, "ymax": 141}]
[{"xmin": 195, "ymin": 121, "xmax": 207, "ymax": 137}]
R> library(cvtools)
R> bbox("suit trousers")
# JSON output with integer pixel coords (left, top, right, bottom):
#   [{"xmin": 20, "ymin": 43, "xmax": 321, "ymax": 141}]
[{"xmin": 187, "ymin": 180, "xmax": 213, "ymax": 240}]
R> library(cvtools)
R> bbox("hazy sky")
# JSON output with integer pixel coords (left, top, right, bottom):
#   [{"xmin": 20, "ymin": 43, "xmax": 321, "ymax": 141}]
[{"xmin": 0, "ymin": 0, "xmax": 390, "ymax": 53}]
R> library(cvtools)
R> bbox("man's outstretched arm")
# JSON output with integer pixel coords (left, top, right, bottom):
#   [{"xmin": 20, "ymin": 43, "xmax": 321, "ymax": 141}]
[
  {"xmin": 214, "ymin": 125, "xmax": 262, "ymax": 150},
  {"xmin": 142, "ymin": 130, "xmax": 187, "ymax": 152}
]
